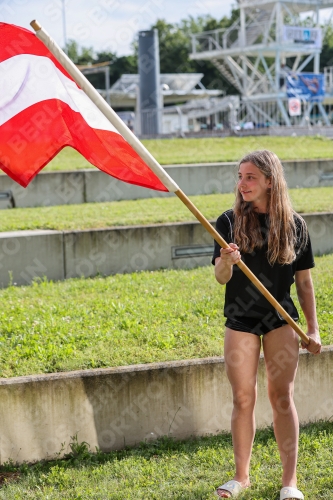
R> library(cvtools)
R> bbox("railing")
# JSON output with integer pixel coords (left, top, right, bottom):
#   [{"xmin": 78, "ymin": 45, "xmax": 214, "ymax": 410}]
[
  {"xmin": 191, "ymin": 20, "xmax": 241, "ymax": 55},
  {"xmin": 238, "ymin": 99, "xmax": 333, "ymax": 129},
  {"xmin": 238, "ymin": 0, "xmax": 333, "ymax": 7},
  {"xmin": 191, "ymin": 29, "xmax": 226, "ymax": 55},
  {"xmin": 190, "ymin": 15, "xmax": 269, "ymax": 55},
  {"xmin": 133, "ymin": 98, "xmax": 333, "ymax": 138}
]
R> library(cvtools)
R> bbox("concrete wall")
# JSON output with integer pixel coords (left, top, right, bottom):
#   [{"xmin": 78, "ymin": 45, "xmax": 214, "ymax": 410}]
[
  {"xmin": 0, "ymin": 213, "xmax": 332, "ymax": 287},
  {"xmin": 1, "ymin": 159, "xmax": 333, "ymax": 207},
  {"xmin": 0, "ymin": 347, "xmax": 332, "ymax": 464},
  {"xmin": 0, "ymin": 230, "xmax": 64, "ymax": 286}
]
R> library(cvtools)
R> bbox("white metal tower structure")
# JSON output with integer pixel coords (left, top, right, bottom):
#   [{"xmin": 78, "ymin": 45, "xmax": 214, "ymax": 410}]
[{"xmin": 190, "ymin": 0, "xmax": 333, "ymax": 127}]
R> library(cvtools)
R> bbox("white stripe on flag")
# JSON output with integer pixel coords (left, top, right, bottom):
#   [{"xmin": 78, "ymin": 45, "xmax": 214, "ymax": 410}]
[{"xmin": 0, "ymin": 54, "xmax": 119, "ymax": 133}]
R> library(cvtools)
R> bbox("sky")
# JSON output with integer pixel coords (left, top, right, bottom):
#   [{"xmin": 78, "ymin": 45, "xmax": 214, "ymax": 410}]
[
  {"xmin": 2, "ymin": 0, "xmax": 333, "ymax": 57},
  {"xmin": 0, "ymin": 0, "xmax": 236, "ymax": 56}
]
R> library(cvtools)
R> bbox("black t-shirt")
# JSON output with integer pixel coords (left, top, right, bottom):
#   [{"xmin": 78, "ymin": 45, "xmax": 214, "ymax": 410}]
[{"xmin": 212, "ymin": 209, "xmax": 315, "ymax": 323}]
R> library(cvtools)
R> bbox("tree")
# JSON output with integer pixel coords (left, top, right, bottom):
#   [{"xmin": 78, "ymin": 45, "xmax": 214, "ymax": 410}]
[
  {"xmin": 64, "ymin": 10, "xmax": 242, "ymax": 94},
  {"xmin": 87, "ymin": 52, "xmax": 137, "ymax": 89},
  {"xmin": 65, "ymin": 39, "xmax": 94, "ymax": 65},
  {"xmin": 147, "ymin": 12, "xmax": 240, "ymax": 94},
  {"xmin": 320, "ymin": 25, "xmax": 333, "ymax": 70}
]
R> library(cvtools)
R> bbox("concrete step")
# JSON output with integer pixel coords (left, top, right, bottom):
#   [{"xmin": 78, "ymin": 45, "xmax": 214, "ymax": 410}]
[
  {"xmin": 1, "ymin": 347, "xmax": 332, "ymax": 464},
  {"xmin": 0, "ymin": 212, "xmax": 331, "ymax": 288},
  {"xmin": 0, "ymin": 159, "xmax": 333, "ymax": 208}
]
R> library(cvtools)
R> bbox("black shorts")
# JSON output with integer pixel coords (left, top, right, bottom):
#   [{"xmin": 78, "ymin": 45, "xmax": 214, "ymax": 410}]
[{"xmin": 225, "ymin": 317, "xmax": 290, "ymax": 336}]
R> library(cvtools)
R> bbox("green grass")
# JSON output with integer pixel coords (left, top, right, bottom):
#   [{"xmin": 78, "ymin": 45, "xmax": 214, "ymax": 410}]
[
  {"xmin": 140, "ymin": 136, "xmax": 333, "ymax": 166},
  {"xmin": 1, "ymin": 187, "xmax": 333, "ymax": 232},
  {"xmin": 1, "ymin": 421, "xmax": 333, "ymax": 498},
  {"xmin": 27, "ymin": 136, "xmax": 333, "ymax": 172},
  {"xmin": 0, "ymin": 254, "xmax": 332, "ymax": 379}
]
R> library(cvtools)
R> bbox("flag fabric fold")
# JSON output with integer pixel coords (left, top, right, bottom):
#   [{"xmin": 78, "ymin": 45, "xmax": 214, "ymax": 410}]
[{"xmin": 0, "ymin": 23, "xmax": 168, "ymax": 191}]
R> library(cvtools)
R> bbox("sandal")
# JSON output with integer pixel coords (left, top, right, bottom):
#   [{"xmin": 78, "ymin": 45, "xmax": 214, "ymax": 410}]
[
  {"xmin": 280, "ymin": 486, "xmax": 304, "ymax": 500},
  {"xmin": 215, "ymin": 480, "xmax": 243, "ymax": 497}
]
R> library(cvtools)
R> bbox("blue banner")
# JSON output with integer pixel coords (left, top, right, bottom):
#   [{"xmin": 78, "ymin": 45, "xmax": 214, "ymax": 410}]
[{"xmin": 286, "ymin": 73, "xmax": 325, "ymax": 102}]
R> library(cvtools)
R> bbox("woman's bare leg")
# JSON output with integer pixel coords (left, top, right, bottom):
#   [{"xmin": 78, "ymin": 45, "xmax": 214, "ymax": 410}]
[
  {"xmin": 217, "ymin": 328, "xmax": 261, "ymax": 498},
  {"xmin": 263, "ymin": 325, "xmax": 299, "ymax": 489}
]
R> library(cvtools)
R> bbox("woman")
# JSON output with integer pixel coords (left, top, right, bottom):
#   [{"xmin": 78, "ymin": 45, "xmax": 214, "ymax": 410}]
[{"xmin": 212, "ymin": 150, "xmax": 321, "ymax": 499}]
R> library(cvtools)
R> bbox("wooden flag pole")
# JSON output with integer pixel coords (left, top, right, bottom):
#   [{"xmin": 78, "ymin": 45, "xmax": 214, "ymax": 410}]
[{"xmin": 30, "ymin": 20, "xmax": 310, "ymax": 345}]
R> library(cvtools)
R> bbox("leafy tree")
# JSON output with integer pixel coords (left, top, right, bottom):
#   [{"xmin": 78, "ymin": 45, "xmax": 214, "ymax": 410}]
[
  {"xmin": 64, "ymin": 10, "xmax": 242, "ymax": 94},
  {"xmin": 99, "ymin": 53, "xmax": 137, "ymax": 82},
  {"xmin": 148, "ymin": 12, "xmax": 240, "ymax": 94},
  {"xmin": 65, "ymin": 39, "xmax": 94, "ymax": 65},
  {"xmin": 320, "ymin": 25, "xmax": 333, "ymax": 69},
  {"xmin": 84, "ymin": 51, "xmax": 137, "ymax": 89},
  {"xmin": 64, "ymin": 43, "xmax": 137, "ymax": 89},
  {"xmin": 64, "ymin": 9, "xmax": 333, "ymax": 97},
  {"xmin": 154, "ymin": 19, "xmax": 194, "ymax": 73}
]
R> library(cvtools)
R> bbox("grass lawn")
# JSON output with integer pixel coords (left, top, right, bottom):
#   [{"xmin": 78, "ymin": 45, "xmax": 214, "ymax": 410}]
[
  {"xmin": 0, "ymin": 421, "xmax": 333, "ymax": 498},
  {"xmin": 0, "ymin": 254, "xmax": 331, "ymax": 379},
  {"xmin": 0, "ymin": 187, "xmax": 332, "ymax": 232},
  {"xmin": 26, "ymin": 135, "xmax": 333, "ymax": 172}
]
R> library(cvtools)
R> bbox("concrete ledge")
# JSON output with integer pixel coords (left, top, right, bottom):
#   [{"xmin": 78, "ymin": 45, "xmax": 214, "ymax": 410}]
[
  {"xmin": 0, "ymin": 230, "xmax": 64, "ymax": 286},
  {"xmin": 1, "ymin": 159, "xmax": 333, "ymax": 207},
  {"xmin": 0, "ymin": 213, "xmax": 332, "ymax": 287},
  {"xmin": 0, "ymin": 347, "xmax": 332, "ymax": 464}
]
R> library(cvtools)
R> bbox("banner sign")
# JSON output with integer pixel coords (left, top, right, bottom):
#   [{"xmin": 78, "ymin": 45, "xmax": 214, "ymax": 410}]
[
  {"xmin": 286, "ymin": 73, "xmax": 325, "ymax": 102},
  {"xmin": 283, "ymin": 25, "xmax": 322, "ymax": 49},
  {"xmin": 288, "ymin": 98, "xmax": 301, "ymax": 116}
]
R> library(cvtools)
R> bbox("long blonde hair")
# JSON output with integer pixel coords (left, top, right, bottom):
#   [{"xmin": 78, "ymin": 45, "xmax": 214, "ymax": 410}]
[{"xmin": 233, "ymin": 150, "xmax": 308, "ymax": 265}]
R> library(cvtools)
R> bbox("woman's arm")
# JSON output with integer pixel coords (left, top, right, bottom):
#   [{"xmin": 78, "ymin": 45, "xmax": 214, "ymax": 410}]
[
  {"xmin": 295, "ymin": 268, "xmax": 321, "ymax": 354},
  {"xmin": 214, "ymin": 243, "xmax": 241, "ymax": 284}
]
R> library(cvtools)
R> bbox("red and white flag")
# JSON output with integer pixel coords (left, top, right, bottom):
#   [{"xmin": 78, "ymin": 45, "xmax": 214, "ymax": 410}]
[{"xmin": 0, "ymin": 23, "xmax": 170, "ymax": 191}]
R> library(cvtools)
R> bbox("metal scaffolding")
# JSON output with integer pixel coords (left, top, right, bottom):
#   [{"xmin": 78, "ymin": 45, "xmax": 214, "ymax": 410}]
[{"xmin": 190, "ymin": 0, "xmax": 333, "ymax": 128}]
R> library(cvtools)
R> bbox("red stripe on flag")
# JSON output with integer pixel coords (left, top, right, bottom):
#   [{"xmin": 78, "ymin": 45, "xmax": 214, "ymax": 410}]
[
  {"xmin": 0, "ymin": 23, "xmax": 75, "ymax": 81},
  {"xmin": 0, "ymin": 99, "xmax": 168, "ymax": 191}
]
